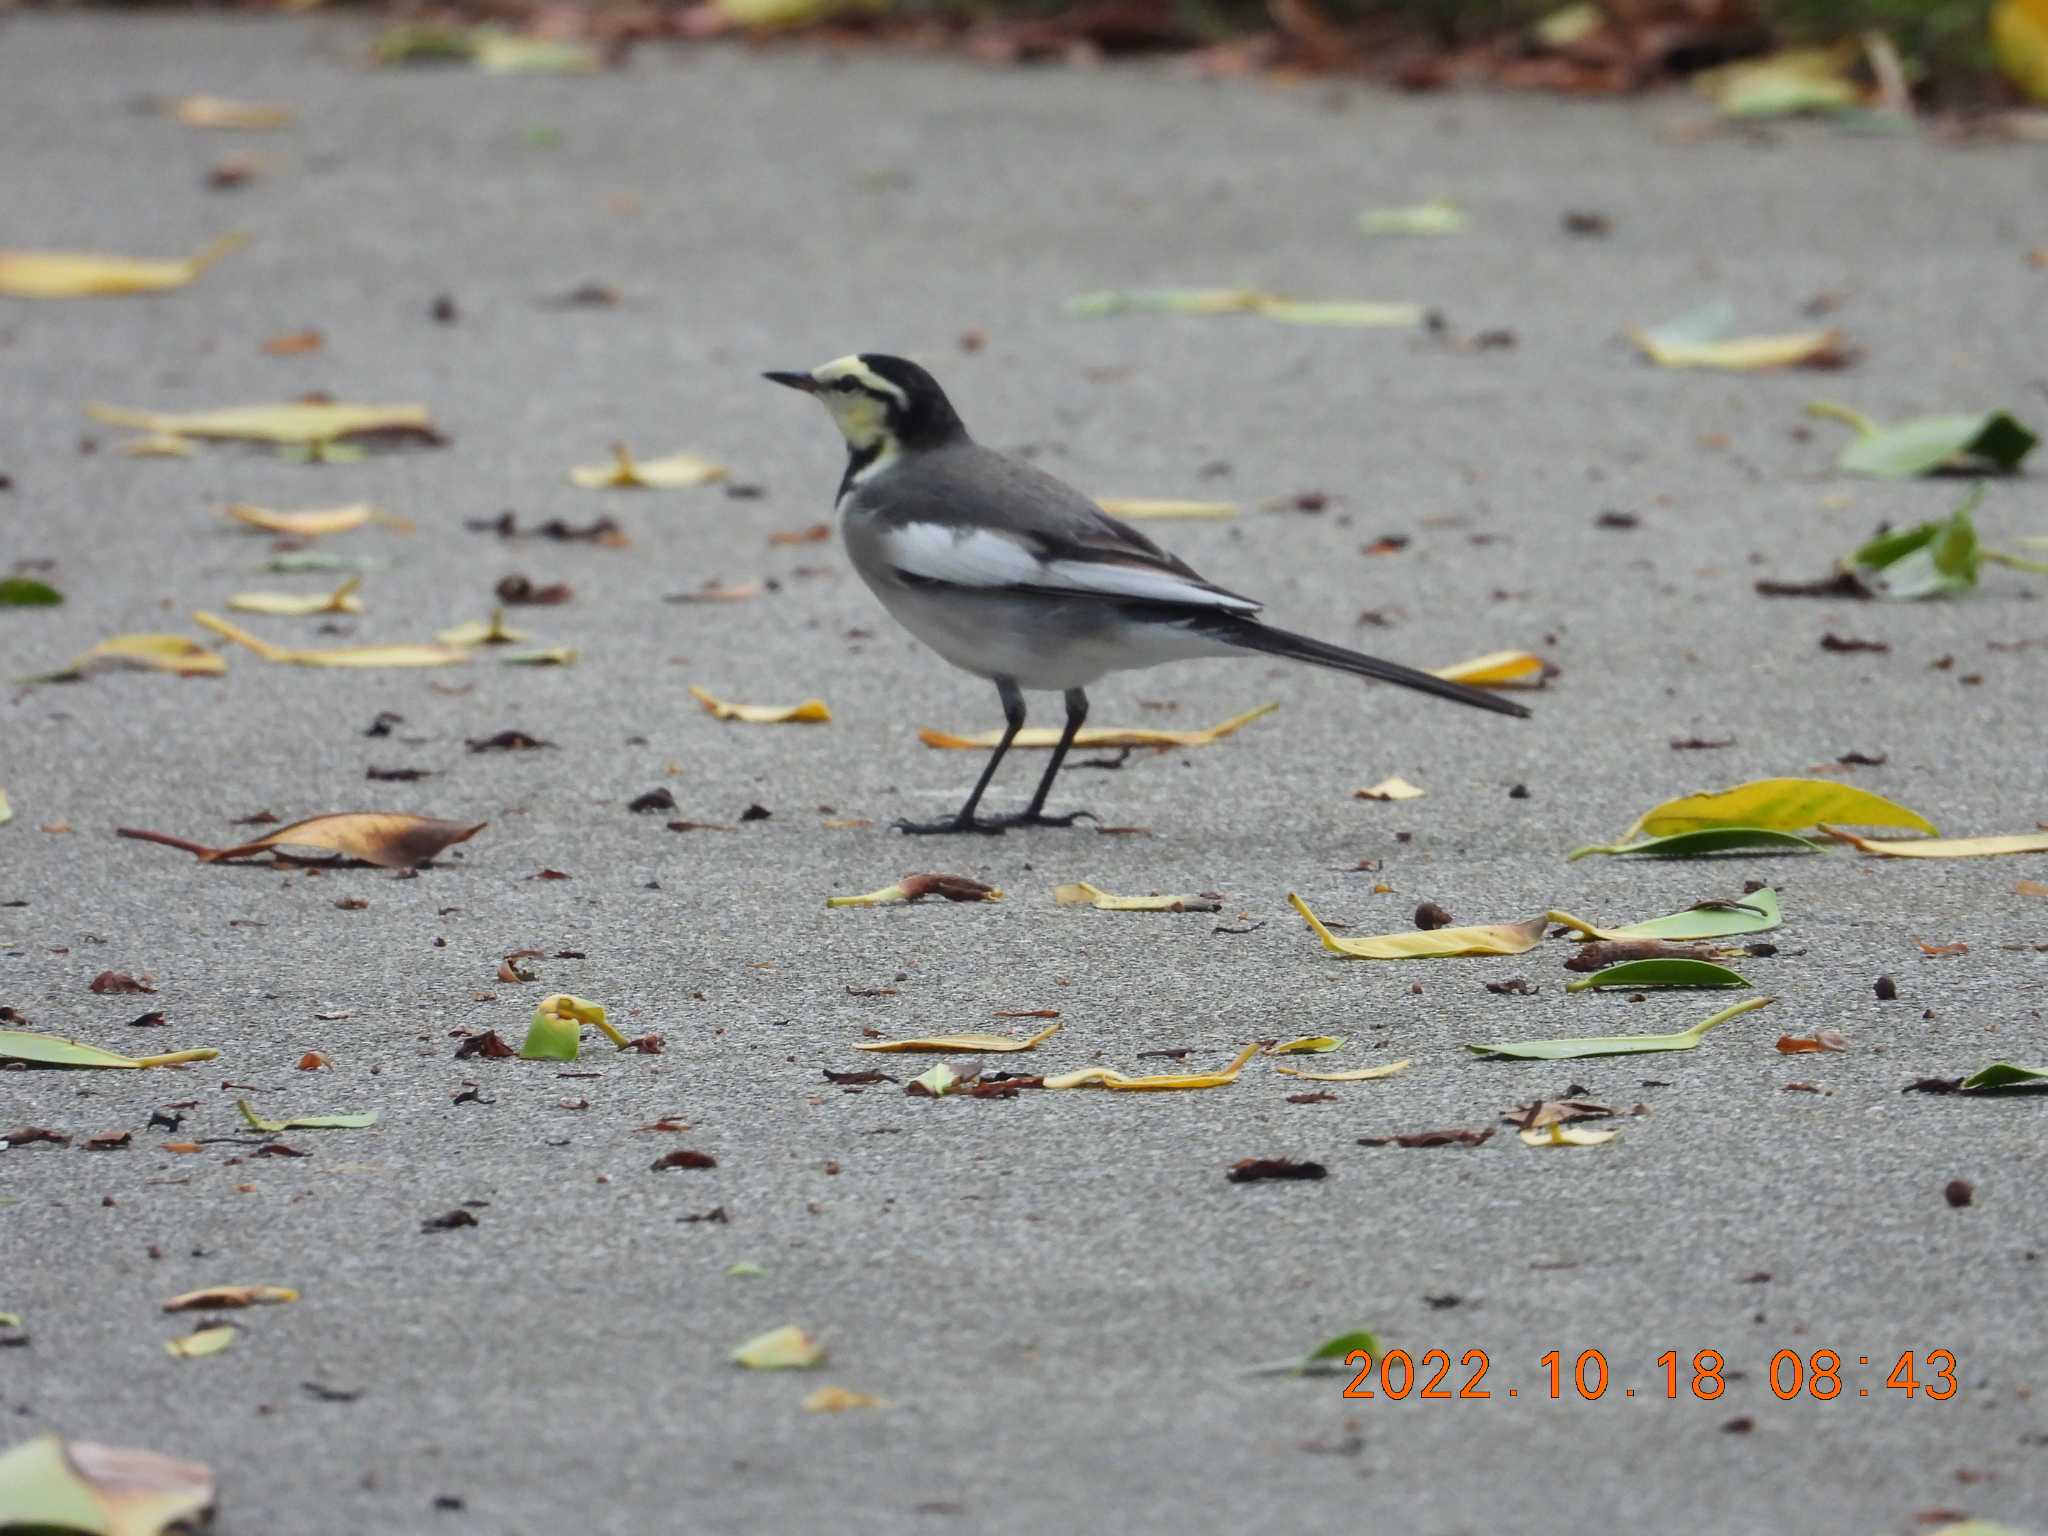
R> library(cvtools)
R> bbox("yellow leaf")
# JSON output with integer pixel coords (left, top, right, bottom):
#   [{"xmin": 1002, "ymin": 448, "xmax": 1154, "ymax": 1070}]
[
  {"xmin": 1355, "ymin": 776, "xmax": 1424, "ymax": 801},
  {"xmin": 1253, "ymin": 298, "xmax": 1427, "ymax": 327},
  {"xmin": 0, "ymin": 233, "xmax": 245, "ymax": 298},
  {"xmin": 803, "ymin": 1386, "xmax": 884, "ymax": 1412},
  {"xmin": 921, "ymin": 701, "xmax": 1277, "ymax": 750},
  {"xmin": 224, "ymin": 502, "xmax": 411, "ymax": 537},
  {"xmin": 855, "ymin": 1023, "xmax": 1061, "ymax": 1054},
  {"xmin": 1044, "ymin": 1043, "xmax": 1261, "ymax": 1092},
  {"xmin": 1267, "ymin": 1035, "xmax": 1346, "ymax": 1054},
  {"xmin": 1625, "ymin": 777, "xmax": 1936, "ymax": 839},
  {"xmin": 88, "ymin": 401, "xmax": 436, "ymax": 446},
  {"xmin": 1428, "ymin": 650, "xmax": 1548, "ymax": 688},
  {"xmin": 226, "ymin": 577, "xmax": 363, "ymax": 617},
  {"xmin": 1998, "ymin": 0, "xmax": 2048, "ymax": 100},
  {"xmin": 170, "ymin": 95, "xmax": 294, "ymax": 129},
  {"xmin": 1052, "ymin": 882, "xmax": 1219, "ymax": 912},
  {"xmin": 118, "ymin": 432, "xmax": 197, "ymax": 458},
  {"xmin": 1289, "ymin": 892, "xmax": 1547, "ymax": 959},
  {"xmin": 524, "ymin": 993, "xmax": 629, "ymax": 1057},
  {"xmin": 162, "ymin": 1285, "xmax": 297, "ymax": 1312},
  {"xmin": 826, "ymin": 873, "xmax": 1003, "ymax": 907},
  {"xmin": 1692, "ymin": 44, "xmax": 1864, "ymax": 116},
  {"xmin": 0, "ymin": 787, "xmax": 10, "ymax": 826},
  {"xmin": 30, "ymin": 634, "xmax": 224, "ymax": 681},
  {"xmin": 718, "ymin": 0, "xmax": 884, "ymax": 25},
  {"xmin": 435, "ymin": 611, "xmax": 529, "ymax": 647},
  {"xmin": 1821, "ymin": 827, "xmax": 2048, "ymax": 859},
  {"xmin": 165, "ymin": 1325, "xmax": 238, "ymax": 1358},
  {"xmin": 690, "ymin": 685, "xmax": 829, "ymax": 723},
  {"xmin": 568, "ymin": 443, "xmax": 729, "ymax": 489},
  {"xmin": 1518, "ymin": 1124, "xmax": 1620, "ymax": 1147},
  {"xmin": 470, "ymin": 31, "xmax": 606, "ymax": 72},
  {"xmin": 1628, "ymin": 324, "xmax": 1846, "ymax": 371},
  {"xmin": 195, "ymin": 611, "xmax": 468, "ymax": 669},
  {"xmin": 1095, "ymin": 498, "xmax": 1239, "ymax": 520},
  {"xmin": 1273, "ymin": 1059, "xmax": 1411, "ymax": 1082},
  {"xmin": 733, "ymin": 1324, "xmax": 826, "ymax": 1369}
]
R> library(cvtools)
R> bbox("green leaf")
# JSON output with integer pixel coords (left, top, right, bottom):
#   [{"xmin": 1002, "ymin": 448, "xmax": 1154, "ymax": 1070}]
[
  {"xmin": 0, "ymin": 1313, "xmax": 20, "ymax": 1328},
  {"xmin": 0, "ymin": 577, "xmax": 63, "ymax": 606},
  {"xmin": 1563, "ymin": 959, "xmax": 1751, "ymax": 993},
  {"xmin": 0, "ymin": 1030, "xmax": 218, "ymax": 1070},
  {"xmin": 1812, "ymin": 402, "xmax": 2038, "ymax": 478},
  {"xmin": 1847, "ymin": 490, "xmax": 1983, "ymax": 599},
  {"xmin": 235, "ymin": 1098, "xmax": 378, "ymax": 1132},
  {"xmin": 1245, "ymin": 1328, "xmax": 1382, "ymax": 1377},
  {"xmin": 1566, "ymin": 827, "xmax": 1828, "ymax": 862},
  {"xmin": 1466, "ymin": 996, "xmax": 1773, "ymax": 1060},
  {"xmin": 0, "ymin": 1434, "xmax": 215, "ymax": 1536},
  {"xmin": 1603, "ymin": 887, "xmax": 1781, "ymax": 941},
  {"xmin": 1960, "ymin": 1063, "xmax": 2048, "ymax": 1091}
]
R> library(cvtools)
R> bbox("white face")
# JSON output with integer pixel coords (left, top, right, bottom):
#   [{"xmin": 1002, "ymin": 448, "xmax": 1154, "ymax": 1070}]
[{"xmin": 807, "ymin": 355, "xmax": 908, "ymax": 453}]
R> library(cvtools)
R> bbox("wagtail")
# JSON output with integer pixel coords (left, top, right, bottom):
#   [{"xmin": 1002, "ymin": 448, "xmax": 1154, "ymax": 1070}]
[{"xmin": 767, "ymin": 354, "xmax": 1529, "ymax": 835}]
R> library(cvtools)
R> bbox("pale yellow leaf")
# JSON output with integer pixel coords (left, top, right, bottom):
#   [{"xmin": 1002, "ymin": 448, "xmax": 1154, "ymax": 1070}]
[
  {"xmin": 1253, "ymin": 298, "xmax": 1427, "ymax": 327},
  {"xmin": 89, "ymin": 401, "xmax": 435, "ymax": 445},
  {"xmin": 855, "ymin": 1023, "xmax": 1061, "ymax": 1054},
  {"xmin": 165, "ymin": 1325, "xmax": 238, "ymax": 1358},
  {"xmin": 434, "ymin": 611, "xmax": 529, "ymax": 647},
  {"xmin": 690, "ymin": 685, "xmax": 829, "ymax": 723},
  {"xmin": 31, "ymin": 634, "xmax": 225, "ymax": 681},
  {"xmin": 1628, "ymin": 324, "xmax": 1846, "ymax": 370},
  {"xmin": 1821, "ymin": 827, "xmax": 2048, "ymax": 859},
  {"xmin": 0, "ymin": 233, "xmax": 245, "ymax": 298},
  {"xmin": 1273, "ymin": 1059, "xmax": 1411, "ymax": 1082},
  {"xmin": 825, "ymin": 874, "xmax": 1003, "ymax": 907},
  {"xmin": 0, "ymin": 788, "xmax": 11, "ymax": 826},
  {"xmin": 1518, "ymin": 1124, "xmax": 1621, "ymax": 1147},
  {"xmin": 1045, "ymin": 1043, "xmax": 1261, "ymax": 1092},
  {"xmin": 1428, "ymin": 650, "xmax": 1549, "ymax": 688},
  {"xmin": 225, "ymin": 502, "xmax": 410, "ymax": 537},
  {"xmin": 1052, "ymin": 882, "xmax": 1219, "ymax": 912},
  {"xmin": 1095, "ymin": 498, "xmax": 1239, "ymax": 520},
  {"xmin": 226, "ymin": 578, "xmax": 362, "ymax": 617},
  {"xmin": 1267, "ymin": 1035, "xmax": 1346, "ymax": 1054},
  {"xmin": 501, "ymin": 647, "xmax": 578, "ymax": 666},
  {"xmin": 1693, "ymin": 44, "xmax": 1863, "ymax": 116},
  {"xmin": 1289, "ymin": 892, "xmax": 1547, "ymax": 960},
  {"xmin": 803, "ymin": 1386, "xmax": 884, "ymax": 1412},
  {"xmin": 1355, "ymin": 776, "xmax": 1424, "ymax": 801},
  {"xmin": 195, "ymin": 611, "xmax": 468, "ymax": 669},
  {"xmin": 162, "ymin": 1285, "xmax": 298, "ymax": 1312},
  {"xmin": 118, "ymin": 432, "xmax": 197, "ymax": 458},
  {"xmin": 734, "ymin": 1324, "xmax": 826, "ymax": 1369},
  {"xmin": 921, "ymin": 701, "xmax": 1276, "ymax": 750},
  {"xmin": 170, "ymin": 95, "xmax": 294, "ymax": 129},
  {"xmin": 1627, "ymin": 778, "xmax": 1936, "ymax": 839},
  {"xmin": 569, "ymin": 443, "xmax": 729, "ymax": 489}
]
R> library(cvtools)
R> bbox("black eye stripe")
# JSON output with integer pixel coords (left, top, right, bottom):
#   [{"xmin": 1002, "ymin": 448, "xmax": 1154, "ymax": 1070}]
[{"xmin": 835, "ymin": 377, "xmax": 861, "ymax": 393}]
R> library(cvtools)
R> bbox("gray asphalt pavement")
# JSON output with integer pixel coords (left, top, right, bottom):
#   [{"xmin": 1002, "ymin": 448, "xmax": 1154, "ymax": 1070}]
[{"xmin": 3, "ymin": 14, "xmax": 2047, "ymax": 1533}]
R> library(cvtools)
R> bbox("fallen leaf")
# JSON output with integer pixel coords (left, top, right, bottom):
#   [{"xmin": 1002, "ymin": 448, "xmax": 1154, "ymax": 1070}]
[
  {"xmin": 1357, "ymin": 197, "xmax": 1467, "ymax": 236},
  {"xmin": 1562, "ymin": 958, "xmax": 1750, "ymax": 993},
  {"xmin": 165, "ymin": 1324, "xmax": 239, "ymax": 1359},
  {"xmin": 1621, "ymin": 777, "xmax": 1935, "ymax": 840},
  {"xmin": 1242, "ymin": 1329, "xmax": 1383, "ymax": 1378},
  {"xmin": 0, "ymin": 1436, "xmax": 215, "ymax": 1535},
  {"xmin": 0, "ymin": 1030, "xmax": 217, "ymax": 1070},
  {"xmin": 0, "ymin": 790, "xmax": 11, "ymax": 826},
  {"xmin": 436, "ymin": 611, "xmax": 530, "ymax": 647},
  {"xmin": 1359, "ymin": 1127, "xmax": 1494, "ymax": 1148},
  {"xmin": 1426, "ymin": 650, "xmax": 1551, "ymax": 688},
  {"xmin": 667, "ymin": 580, "xmax": 764, "ymax": 603},
  {"xmin": 226, "ymin": 503, "xmax": 410, "ymax": 538},
  {"xmin": 1777, "ymin": 1031, "xmax": 1849, "ymax": 1053},
  {"xmin": 23, "ymin": 633, "xmax": 225, "ymax": 682},
  {"xmin": 1692, "ymin": 44, "xmax": 1863, "ymax": 116},
  {"xmin": 88, "ymin": 400, "xmax": 438, "ymax": 447},
  {"xmin": 89, "ymin": 972, "xmax": 154, "ymax": 995},
  {"xmin": 1354, "ymin": 776, "xmax": 1424, "ymax": 801},
  {"xmin": 733, "ymin": 1325, "xmax": 825, "ymax": 1370},
  {"xmin": 118, "ymin": 813, "xmax": 484, "ymax": 869},
  {"xmin": 1289, "ymin": 893, "xmax": 1546, "ymax": 959},
  {"xmin": 1809, "ymin": 401, "xmax": 2038, "ymax": 478},
  {"xmin": 1466, "ymin": 995, "xmax": 1773, "ymax": 1060},
  {"xmin": 1068, "ymin": 288, "xmax": 1425, "ymax": 328},
  {"xmin": 1821, "ymin": 827, "xmax": 2048, "ymax": 859},
  {"xmin": 826, "ymin": 873, "xmax": 1003, "ymax": 907},
  {"xmin": 296, "ymin": 1052, "xmax": 330, "ymax": 1071},
  {"xmin": 689, "ymin": 685, "xmax": 829, "ymax": 724},
  {"xmin": 520, "ymin": 994, "xmax": 629, "ymax": 1061},
  {"xmin": 1517, "ymin": 1124, "xmax": 1620, "ymax": 1147},
  {"xmin": 2, "ymin": 1127, "xmax": 69, "ymax": 1147},
  {"xmin": 1629, "ymin": 303, "xmax": 1845, "ymax": 370},
  {"xmin": 1228, "ymin": 1157, "xmax": 1328, "ymax": 1182},
  {"xmin": 1272, "ymin": 1059, "xmax": 1411, "ymax": 1083},
  {"xmin": 194, "ymin": 610, "xmax": 468, "ymax": 669},
  {"xmin": 650, "ymin": 1149, "xmax": 717, "ymax": 1171},
  {"xmin": 1918, "ymin": 940, "xmax": 1970, "ymax": 957},
  {"xmin": 162, "ymin": 1285, "xmax": 298, "ymax": 1312},
  {"xmin": 1266, "ymin": 1035, "xmax": 1346, "ymax": 1055},
  {"xmin": 0, "ymin": 233, "xmax": 246, "ymax": 298},
  {"xmin": 922, "ymin": 700, "xmax": 1277, "ymax": 750},
  {"xmin": 421, "ymin": 1209, "xmax": 477, "ymax": 1231},
  {"xmin": 1999, "ymin": 0, "xmax": 2048, "ymax": 99},
  {"xmin": 226, "ymin": 577, "xmax": 363, "ymax": 617},
  {"xmin": 1052, "ymin": 882, "xmax": 1220, "ymax": 912},
  {"xmin": 569, "ymin": 443, "xmax": 728, "ymax": 489},
  {"xmin": 1565, "ymin": 827, "xmax": 1828, "ymax": 861},
  {"xmin": 1960, "ymin": 1063, "xmax": 2048, "ymax": 1091},
  {"xmin": 170, "ymin": 94, "xmax": 293, "ymax": 129},
  {"xmin": 236, "ymin": 1099, "xmax": 376, "ymax": 1132},
  {"xmin": 855, "ymin": 1023, "xmax": 1061, "ymax": 1054},
  {"xmin": 2018, "ymin": 880, "xmax": 2048, "ymax": 898},
  {"xmin": 1549, "ymin": 888, "xmax": 1782, "ymax": 942},
  {"xmin": 0, "ymin": 577, "xmax": 63, "ymax": 607},
  {"xmin": 1094, "ymin": 498, "xmax": 1239, "ymax": 520},
  {"xmin": 470, "ymin": 30, "xmax": 607, "ymax": 72},
  {"xmin": 259, "ymin": 328, "xmax": 324, "ymax": 356},
  {"xmin": 803, "ymin": 1386, "xmax": 884, "ymax": 1412},
  {"xmin": 1503, "ymin": 1099, "xmax": 1625, "ymax": 1130},
  {"xmin": 905, "ymin": 1062, "xmax": 959, "ymax": 1097},
  {"xmin": 1044, "ymin": 1043, "xmax": 1262, "ymax": 1092}
]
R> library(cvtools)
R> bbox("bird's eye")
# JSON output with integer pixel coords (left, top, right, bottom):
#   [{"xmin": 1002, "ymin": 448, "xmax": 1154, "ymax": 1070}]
[{"xmin": 834, "ymin": 377, "xmax": 860, "ymax": 394}]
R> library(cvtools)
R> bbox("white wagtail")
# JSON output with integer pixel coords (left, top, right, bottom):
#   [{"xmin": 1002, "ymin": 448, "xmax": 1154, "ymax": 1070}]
[{"xmin": 767, "ymin": 354, "xmax": 1530, "ymax": 835}]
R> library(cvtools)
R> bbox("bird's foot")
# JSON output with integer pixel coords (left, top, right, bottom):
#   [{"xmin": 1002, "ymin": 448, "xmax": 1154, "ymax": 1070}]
[
  {"xmin": 983, "ymin": 808, "xmax": 1099, "ymax": 831},
  {"xmin": 893, "ymin": 814, "xmax": 1010, "ymax": 836}
]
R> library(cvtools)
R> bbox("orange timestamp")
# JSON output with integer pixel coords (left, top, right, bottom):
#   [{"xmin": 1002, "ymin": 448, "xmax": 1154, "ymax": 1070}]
[{"xmin": 1340, "ymin": 1348, "xmax": 1960, "ymax": 1402}]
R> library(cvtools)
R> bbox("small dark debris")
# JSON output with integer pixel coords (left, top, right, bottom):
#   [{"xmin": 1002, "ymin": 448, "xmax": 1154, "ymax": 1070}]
[
  {"xmin": 89, "ymin": 972, "xmax": 153, "ymax": 995},
  {"xmin": 2, "ymin": 1127, "xmax": 69, "ymax": 1148},
  {"xmin": 467, "ymin": 730, "xmax": 554, "ymax": 752},
  {"xmin": 824, "ymin": 1069, "xmax": 894, "ymax": 1085},
  {"xmin": 629, "ymin": 788, "xmax": 678, "ymax": 814},
  {"xmin": 1286, "ymin": 1091, "xmax": 1338, "ymax": 1105},
  {"xmin": 364, "ymin": 711, "xmax": 404, "ymax": 738},
  {"xmin": 1875, "ymin": 975, "xmax": 1898, "ymax": 1001},
  {"xmin": 1484, "ymin": 977, "xmax": 1536, "ymax": 996},
  {"xmin": 1562, "ymin": 210, "xmax": 1611, "ymax": 236},
  {"xmin": 740, "ymin": 803, "xmax": 773, "ymax": 822},
  {"xmin": 541, "ymin": 282, "xmax": 619, "ymax": 309},
  {"xmin": 1902, "ymin": 1077, "xmax": 1963, "ymax": 1095},
  {"xmin": 495, "ymin": 574, "xmax": 573, "ymax": 606},
  {"xmin": 454, "ymin": 1030, "xmax": 515, "ymax": 1060},
  {"xmin": 125, "ymin": 1010, "xmax": 167, "ymax": 1028},
  {"xmin": 1423, "ymin": 1293, "xmax": 1465, "ymax": 1309},
  {"xmin": 230, "ymin": 809, "xmax": 281, "ymax": 825},
  {"xmin": 651, "ymin": 1149, "xmax": 717, "ymax": 1171},
  {"xmin": 1755, "ymin": 571, "xmax": 1872, "ymax": 600},
  {"xmin": 421, "ymin": 1209, "xmax": 477, "ymax": 1232},
  {"xmin": 1821, "ymin": 633, "xmax": 1888, "ymax": 654},
  {"xmin": 679, "ymin": 1206, "xmax": 728, "ymax": 1223},
  {"xmin": 1413, "ymin": 900, "xmax": 1453, "ymax": 930},
  {"xmin": 1227, "ymin": 1157, "xmax": 1327, "ymax": 1183},
  {"xmin": 430, "ymin": 295, "xmax": 458, "ymax": 324},
  {"xmin": 1944, "ymin": 1178, "xmax": 1975, "ymax": 1208},
  {"xmin": 1360, "ymin": 1127, "xmax": 1494, "ymax": 1149},
  {"xmin": 1670, "ymin": 736, "xmax": 1735, "ymax": 751},
  {"xmin": 1595, "ymin": 510, "xmax": 1639, "ymax": 530},
  {"xmin": 85, "ymin": 1130, "xmax": 132, "ymax": 1151},
  {"xmin": 148, "ymin": 1110, "xmax": 183, "ymax": 1132},
  {"xmin": 1507, "ymin": 784, "xmax": 1530, "ymax": 800},
  {"xmin": 1721, "ymin": 1417, "xmax": 1754, "ymax": 1435},
  {"xmin": 367, "ymin": 767, "xmax": 431, "ymax": 782},
  {"xmin": 1135, "ymin": 1047, "xmax": 1193, "ymax": 1060},
  {"xmin": 302, "ymin": 1381, "xmax": 364, "ymax": 1403},
  {"xmin": 1837, "ymin": 751, "xmax": 1888, "ymax": 767}
]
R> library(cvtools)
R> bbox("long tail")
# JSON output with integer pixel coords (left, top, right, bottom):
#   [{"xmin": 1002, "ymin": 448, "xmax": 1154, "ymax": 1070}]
[{"xmin": 1192, "ymin": 614, "xmax": 1532, "ymax": 719}]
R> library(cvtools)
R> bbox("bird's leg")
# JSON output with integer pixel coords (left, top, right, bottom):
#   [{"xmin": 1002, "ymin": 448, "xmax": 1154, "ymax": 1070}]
[
  {"xmin": 896, "ymin": 678, "xmax": 1026, "ymax": 836},
  {"xmin": 988, "ymin": 687, "xmax": 1096, "ymax": 830}
]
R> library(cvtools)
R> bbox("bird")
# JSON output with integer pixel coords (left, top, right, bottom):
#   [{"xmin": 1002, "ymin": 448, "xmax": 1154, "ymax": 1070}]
[{"xmin": 766, "ymin": 353, "xmax": 1530, "ymax": 835}]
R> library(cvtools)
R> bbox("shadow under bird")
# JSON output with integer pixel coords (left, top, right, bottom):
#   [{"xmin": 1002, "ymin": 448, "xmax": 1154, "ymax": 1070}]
[{"xmin": 767, "ymin": 353, "xmax": 1530, "ymax": 835}]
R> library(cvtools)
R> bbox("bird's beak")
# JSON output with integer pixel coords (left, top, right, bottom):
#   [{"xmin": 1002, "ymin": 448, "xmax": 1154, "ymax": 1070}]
[{"xmin": 763, "ymin": 371, "xmax": 818, "ymax": 394}]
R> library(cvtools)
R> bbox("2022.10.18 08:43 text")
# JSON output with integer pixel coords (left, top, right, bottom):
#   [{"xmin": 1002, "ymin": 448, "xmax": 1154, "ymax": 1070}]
[{"xmin": 1339, "ymin": 1348, "xmax": 1960, "ymax": 1402}]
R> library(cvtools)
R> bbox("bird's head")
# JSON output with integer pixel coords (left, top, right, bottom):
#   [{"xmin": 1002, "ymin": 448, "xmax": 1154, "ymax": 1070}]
[{"xmin": 764, "ymin": 354, "xmax": 966, "ymax": 465}]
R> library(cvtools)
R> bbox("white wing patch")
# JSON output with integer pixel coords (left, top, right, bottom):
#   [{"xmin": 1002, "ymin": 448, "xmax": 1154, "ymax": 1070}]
[{"xmin": 881, "ymin": 525, "xmax": 1259, "ymax": 612}]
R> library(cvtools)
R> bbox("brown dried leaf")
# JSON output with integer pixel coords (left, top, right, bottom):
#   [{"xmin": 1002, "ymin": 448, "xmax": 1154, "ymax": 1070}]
[
  {"xmin": 1359, "ymin": 1127, "xmax": 1495, "ymax": 1148},
  {"xmin": 120, "ymin": 813, "xmax": 484, "ymax": 870},
  {"xmin": 89, "ymin": 971, "xmax": 155, "ymax": 995}
]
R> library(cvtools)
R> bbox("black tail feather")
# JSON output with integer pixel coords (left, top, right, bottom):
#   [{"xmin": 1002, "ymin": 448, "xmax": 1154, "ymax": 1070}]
[{"xmin": 1194, "ymin": 614, "xmax": 1532, "ymax": 719}]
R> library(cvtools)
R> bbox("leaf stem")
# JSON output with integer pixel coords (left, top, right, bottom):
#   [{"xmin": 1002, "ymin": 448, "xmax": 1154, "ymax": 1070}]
[
  {"xmin": 134, "ymin": 1048, "xmax": 221, "ymax": 1068},
  {"xmin": 1983, "ymin": 549, "xmax": 2048, "ymax": 576},
  {"xmin": 1805, "ymin": 399, "xmax": 1878, "ymax": 436},
  {"xmin": 1683, "ymin": 995, "xmax": 1775, "ymax": 1041},
  {"xmin": 116, "ymin": 827, "xmax": 220, "ymax": 858}
]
